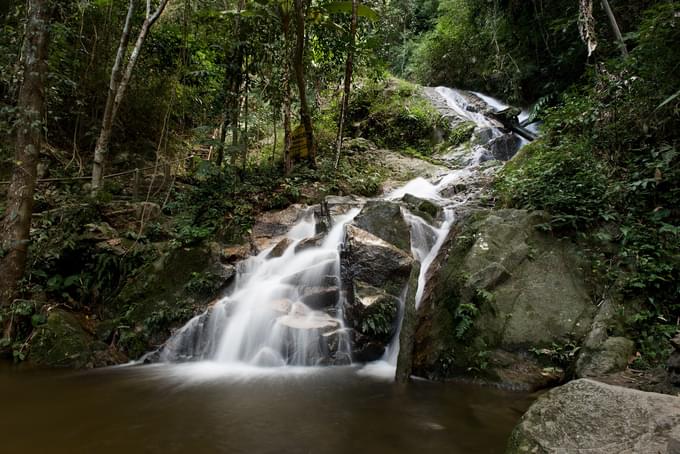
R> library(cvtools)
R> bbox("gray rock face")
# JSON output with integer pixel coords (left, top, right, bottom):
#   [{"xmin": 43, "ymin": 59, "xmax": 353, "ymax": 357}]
[
  {"xmin": 575, "ymin": 299, "xmax": 634, "ymax": 378},
  {"xmin": 410, "ymin": 209, "xmax": 596, "ymax": 388},
  {"xmin": 341, "ymin": 222, "xmax": 414, "ymax": 361},
  {"xmin": 507, "ymin": 379, "xmax": 680, "ymax": 454},
  {"xmin": 352, "ymin": 201, "xmax": 411, "ymax": 252},
  {"xmin": 343, "ymin": 224, "xmax": 413, "ymax": 294},
  {"xmin": 251, "ymin": 204, "xmax": 309, "ymax": 252},
  {"xmin": 576, "ymin": 336, "xmax": 634, "ymax": 378}
]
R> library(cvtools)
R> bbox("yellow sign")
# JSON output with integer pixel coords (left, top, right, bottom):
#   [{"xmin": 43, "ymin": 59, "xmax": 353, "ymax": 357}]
[{"xmin": 291, "ymin": 125, "xmax": 309, "ymax": 160}]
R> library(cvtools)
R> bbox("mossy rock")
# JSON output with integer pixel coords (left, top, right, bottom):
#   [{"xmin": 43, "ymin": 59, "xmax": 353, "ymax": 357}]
[
  {"xmin": 402, "ymin": 193, "xmax": 441, "ymax": 223},
  {"xmin": 411, "ymin": 209, "xmax": 596, "ymax": 385},
  {"xmin": 353, "ymin": 200, "xmax": 411, "ymax": 252},
  {"xmin": 448, "ymin": 121, "xmax": 476, "ymax": 147},
  {"xmin": 112, "ymin": 243, "xmax": 232, "ymax": 359},
  {"xmin": 29, "ymin": 309, "xmax": 110, "ymax": 368}
]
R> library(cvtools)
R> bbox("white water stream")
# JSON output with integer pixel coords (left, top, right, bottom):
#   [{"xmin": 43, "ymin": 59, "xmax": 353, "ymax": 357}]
[{"xmin": 158, "ymin": 86, "xmax": 527, "ymax": 378}]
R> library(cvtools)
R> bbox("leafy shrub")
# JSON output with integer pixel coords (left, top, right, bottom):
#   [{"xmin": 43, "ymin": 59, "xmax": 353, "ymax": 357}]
[
  {"xmin": 346, "ymin": 78, "xmax": 447, "ymax": 153},
  {"xmin": 495, "ymin": 3, "xmax": 680, "ymax": 366}
]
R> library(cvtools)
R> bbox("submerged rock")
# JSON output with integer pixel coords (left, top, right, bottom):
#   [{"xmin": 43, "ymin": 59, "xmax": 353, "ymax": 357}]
[
  {"xmin": 267, "ymin": 238, "xmax": 293, "ymax": 258},
  {"xmin": 301, "ymin": 286, "xmax": 340, "ymax": 310},
  {"xmin": 506, "ymin": 379, "xmax": 680, "ymax": 453}
]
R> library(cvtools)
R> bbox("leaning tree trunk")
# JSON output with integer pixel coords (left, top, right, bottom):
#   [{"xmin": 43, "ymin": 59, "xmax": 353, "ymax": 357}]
[
  {"xmin": 91, "ymin": 0, "xmax": 170, "ymax": 195},
  {"xmin": 600, "ymin": 0, "xmax": 628, "ymax": 57},
  {"xmin": 292, "ymin": 0, "xmax": 317, "ymax": 167},
  {"xmin": 0, "ymin": 0, "xmax": 50, "ymax": 309},
  {"xmin": 334, "ymin": 0, "xmax": 358, "ymax": 169}
]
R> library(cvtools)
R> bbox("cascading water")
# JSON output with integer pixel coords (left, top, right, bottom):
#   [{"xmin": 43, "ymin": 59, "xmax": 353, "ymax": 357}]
[
  {"xmin": 160, "ymin": 209, "xmax": 359, "ymax": 367},
  {"xmin": 157, "ymin": 86, "xmax": 530, "ymax": 376}
]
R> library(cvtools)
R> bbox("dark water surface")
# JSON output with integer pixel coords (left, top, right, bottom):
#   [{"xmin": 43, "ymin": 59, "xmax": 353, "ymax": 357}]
[{"xmin": 0, "ymin": 362, "xmax": 533, "ymax": 453}]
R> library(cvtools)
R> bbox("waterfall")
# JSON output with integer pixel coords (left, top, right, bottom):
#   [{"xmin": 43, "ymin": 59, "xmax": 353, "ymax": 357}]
[
  {"xmin": 156, "ymin": 86, "xmax": 529, "ymax": 375},
  {"xmin": 160, "ymin": 209, "xmax": 359, "ymax": 366}
]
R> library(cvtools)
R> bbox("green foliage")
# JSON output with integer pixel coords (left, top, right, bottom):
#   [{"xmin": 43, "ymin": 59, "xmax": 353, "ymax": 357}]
[
  {"xmin": 406, "ymin": 0, "xmax": 585, "ymax": 103},
  {"xmin": 184, "ymin": 271, "xmax": 223, "ymax": 297},
  {"xmin": 447, "ymin": 121, "xmax": 476, "ymax": 148},
  {"xmin": 496, "ymin": 140, "xmax": 610, "ymax": 230},
  {"xmin": 346, "ymin": 78, "xmax": 447, "ymax": 153},
  {"xmin": 496, "ymin": 3, "xmax": 680, "ymax": 365},
  {"xmin": 359, "ymin": 298, "xmax": 397, "ymax": 339},
  {"xmin": 452, "ymin": 302, "xmax": 479, "ymax": 339}
]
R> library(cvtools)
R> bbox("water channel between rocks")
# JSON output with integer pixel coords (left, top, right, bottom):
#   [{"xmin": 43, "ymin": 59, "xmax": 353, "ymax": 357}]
[{"xmin": 0, "ymin": 87, "xmax": 539, "ymax": 453}]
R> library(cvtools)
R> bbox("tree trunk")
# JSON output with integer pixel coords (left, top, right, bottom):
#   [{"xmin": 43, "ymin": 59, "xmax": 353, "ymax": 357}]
[
  {"xmin": 282, "ymin": 13, "xmax": 293, "ymax": 174},
  {"xmin": 0, "ymin": 0, "xmax": 50, "ymax": 308},
  {"xmin": 242, "ymin": 54, "xmax": 249, "ymax": 171},
  {"xmin": 600, "ymin": 0, "xmax": 628, "ymax": 57},
  {"xmin": 91, "ymin": 0, "xmax": 135, "ymax": 195},
  {"xmin": 334, "ymin": 0, "xmax": 358, "ymax": 170},
  {"xmin": 91, "ymin": 0, "xmax": 170, "ymax": 195},
  {"xmin": 292, "ymin": 0, "xmax": 317, "ymax": 167}
]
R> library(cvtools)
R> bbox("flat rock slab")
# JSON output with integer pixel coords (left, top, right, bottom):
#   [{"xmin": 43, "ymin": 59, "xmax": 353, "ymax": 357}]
[{"xmin": 507, "ymin": 379, "xmax": 680, "ymax": 454}]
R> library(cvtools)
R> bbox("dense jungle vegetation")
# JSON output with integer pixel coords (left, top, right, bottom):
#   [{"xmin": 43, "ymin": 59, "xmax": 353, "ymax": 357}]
[{"xmin": 0, "ymin": 0, "xmax": 678, "ymax": 368}]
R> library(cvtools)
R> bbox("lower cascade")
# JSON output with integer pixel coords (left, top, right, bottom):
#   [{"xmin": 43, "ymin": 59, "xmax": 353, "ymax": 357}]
[{"xmin": 154, "ymin": 86, "xmax": 532, "ymax": 371}]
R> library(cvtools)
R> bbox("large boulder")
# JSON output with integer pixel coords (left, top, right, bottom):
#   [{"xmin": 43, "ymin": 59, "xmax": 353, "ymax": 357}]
[
  {"xmin": 29, "ymin": 309, "xmax": 122, "ymax": 368},
  {"xmin": 507, "ymin": 379, "xmax": 680, "ymax": 453},
  {"xmin": 341, "ymin": 224, "xmax": 414, "ymax": 361},
  {"xmin": 408, "ymin": 208, "xmax": 596, "ymax": 388},
  {"xmin": 342, "ymin": 225, "xmax": 413, "ymax": 295},
  {"xmin": 352, "ymin": 201, "xmax": 411, "ymax": 252}
]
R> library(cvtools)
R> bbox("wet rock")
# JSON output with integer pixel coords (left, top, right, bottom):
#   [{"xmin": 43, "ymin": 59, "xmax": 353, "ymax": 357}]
[
  {"xmin": 396, "ymin": 264, "xmax": 421, "ymax": 382},
  {"xmin": 402, "ymin": 193, "xmax": 441, "ymax": 223},
  {"xmin": 322, "ymin": 329, "xmax": 352, "ymax": 365},
  {"xmin": 411, "ymin": 209, "xmax": 595, "ymax": 386},
  {"xmin": 352, "ymin": 339, "xmax": 388, "ymax": 363},
  {"xmin": 342, "ymin": 225, "xmax": 413, "ymax": 295},
  {"xmin": 295, "ymin": 234, "xmax": 324, "ymax": 253},
  {"xmin": 325, "ymin": 195, "xmax": 365, "ymax": 217},
  {"xmin": 507, "ymin": 379, "xmax": 680, "ymax": 453},
  {"xmin": 277, "ymin": 312, "xmax": 339, "ymax": 332},
  {"xmin": 281, "ymin": 260, "xmax": 339, "ymax": 287},
  {"xmin": 267, "ymin": 238, "xmax": 293, "ymax": 258},
  {"xmin": 301, "ymin": 287, "xmax": 340, "ymax": 310},
  {"xmin": 217, "ymin": 243, "xmax": 252, "ymax": 262},
  {"xmin": 251, "ymin": 204, "xmax": 309, "ymax": 252},
  {"xmin": 487, "ymin": 134, "xmax": 521, "ymax": 161},
  {"xmin": 343, "ymin": 282, "xmax": 401, "ymax": 362},
  {"xmin": 352, "ymin": 201, "xmax": 411, "ymax": 252}
]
